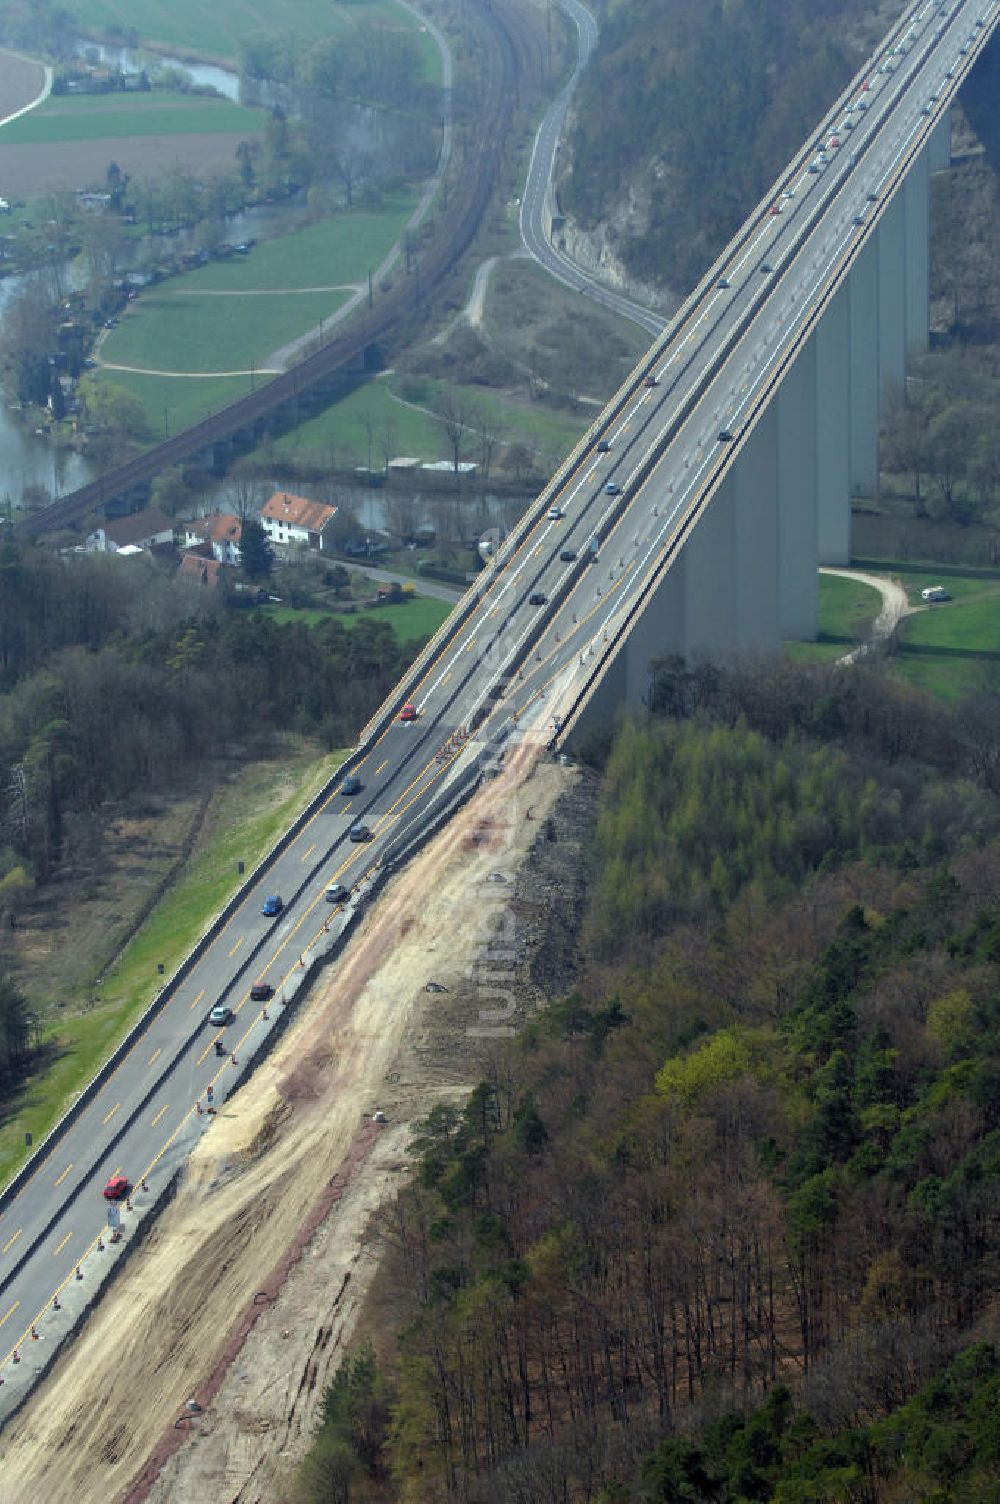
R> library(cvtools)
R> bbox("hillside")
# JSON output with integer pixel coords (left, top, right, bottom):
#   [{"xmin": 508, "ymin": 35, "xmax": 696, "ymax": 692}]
[
  {"xmin": 295, "ymin": 659, "xmax": 1000, "ymax": 1500},
  {"xmin": 557, "ymin": 0, "xmax": 896, "ymax": 298}
]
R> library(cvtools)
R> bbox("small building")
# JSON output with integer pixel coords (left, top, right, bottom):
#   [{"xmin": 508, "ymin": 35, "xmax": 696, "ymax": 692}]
[
  {"xmin": 86, "ymin": 506, "xmax": 174, "ymax": 554},
  {"xmin": 183, "ymin": 512, "xmax": 242, "ymax": 566},
  {"xmin": 177, "ymin": 553, "xmax": 224, "ymax": 589},
  {"xmin": 260, "ymin": 490, "xmax": 337, "ymax": 552}
]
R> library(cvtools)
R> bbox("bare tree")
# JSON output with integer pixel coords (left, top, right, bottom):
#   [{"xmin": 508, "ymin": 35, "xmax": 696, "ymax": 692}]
[{"xmin": 438, "ymin": 392, "xmax": 471, "ymax": 474}]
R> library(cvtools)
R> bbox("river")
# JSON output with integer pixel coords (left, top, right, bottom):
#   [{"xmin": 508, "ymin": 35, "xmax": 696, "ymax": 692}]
[{"xmin": 0, "ymin": 46, "xmax": 402, "ymax": 510}]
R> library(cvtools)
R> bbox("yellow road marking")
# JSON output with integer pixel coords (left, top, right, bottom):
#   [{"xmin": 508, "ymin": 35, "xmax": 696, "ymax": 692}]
[
  {"xmin": 441, "ymin": 671, "xmax": 452, "ymax": 686},
  {"xmin": 102, "ymin": 1102, "xmax": 120, "ymax": 1126},
  {"xmin": 53, "ymin": 1164, "xmax": 73, "ymax": 1188},
  {"xmin": 374, "ymin": 759, "xmax": 388, "ymax": 775},
  {"xmin": 148, "ymin": 1046, "xmax": 162, "ymax": 1063},
  {"xmin": 52, "ymin": 1232, "xmax": 72, "ymax": 1258},
  {"xmin": 151, "ymin": 1104, "xmax": 168, "ymax": 1128},
  {"xmin": 188, "ymin": 989, "xmax": 204, "ymax": 1012},
  {"xmin": 301, "ymin": 842, "xmax": 316, "ymax": 862},
  {"xmin": 227, "ymin": 935, "xmax": 244, "ymax": 958},
  {"xmin": 342, "ymin": 802, "xmax": 352, "ymax": 815},
  {"xmin": 0, "ymin": 1302, "xmax": 19, "ymax": 1331},
  {"xmin": 1, "ymin": 1229, "xmax": 22, "ymax": 1255}
]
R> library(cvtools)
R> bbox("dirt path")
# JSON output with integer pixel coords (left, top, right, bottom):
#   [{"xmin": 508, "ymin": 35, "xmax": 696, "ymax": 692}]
[
  {"xmin": 98, "ymin": 361, "xmax": 281, "ymax": 378},
  {"xmin": 0, "ymin": 747, "xmax": 570, "ymax": 1504},
  {"xmin": 819, "ymin": 565, "xmax": 920, "ymax": 662},
  {"xmin": 263, "ymin": 0, "xmax": 453, "ymax": 373}
]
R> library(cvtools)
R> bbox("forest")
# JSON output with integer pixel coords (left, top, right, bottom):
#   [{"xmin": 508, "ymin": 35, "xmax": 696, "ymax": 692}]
[
  {"xmin": 297, "ymin": 661, "xmax": 1000, "ymax": 1501},
  {"xmin": 562, "ymin": 0, "xmax": 884, "ymax": 293},
  {"xmin": 0, "ymin": 539, "xmax": 420, "ymax": 1085}
]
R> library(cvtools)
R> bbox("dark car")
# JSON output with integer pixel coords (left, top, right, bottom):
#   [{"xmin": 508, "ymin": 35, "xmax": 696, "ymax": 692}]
[
  {"xmin": 560, "ymin": 548, "xmax": 578, "ymax": 562},
  {"xmin": 717, "ymin": 276, "xmax": 731, "ymax": 289},
  {"xmin": 643, "ymin": 374, "xmax": 658, "ymax": 388},
  {"xmin": 596, "ymin": 439, "xmax": 612, "ymax": 453},
  {"xmin": 350, "ymin": 823, "xmax": 373, "ymax": 842},
  {"xmin": 340, "ymin": 774, "xmax": 363, "ymax": 796},
  {"xmin": 718, "ymin": 429, "xmax": 735, "ymax": 443},
  {"xmin": 250, "ymin": 982, "xmax": 274, "ymax": 1001},
  {"xmin": 103, "ymin": 1175, "xmax": 130, "ymax": 1201},
  {"xmin": 759, "ymin": 262, "xmax": 773, "ymax": 274},
  {"xmin": 261, "ymin": 894, "xmax": 283, "ymax": 917},
  {"xmin": 209, "ymin": 1003, "xmax": 233, "ymax": 1026},
  {"xmin": 324, "ymin": 883, "xmax": 349, "ymax": 904},
  {"xmin": 605, "ymin": 482, "xmax": 621, "ymax": 496},
  {"xmin": 528, "ymin": 592, "xmax": 547, "ymax": 607}
]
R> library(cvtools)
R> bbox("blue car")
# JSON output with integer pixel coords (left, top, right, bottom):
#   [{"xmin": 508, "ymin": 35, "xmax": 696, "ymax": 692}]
[
  {"xmin": 261, "ymin": 894, "xmax": 283, "ymax": 917},
  {"xmin": 340, "ymin": 774, "xmax": 363, "ymax": 796}
]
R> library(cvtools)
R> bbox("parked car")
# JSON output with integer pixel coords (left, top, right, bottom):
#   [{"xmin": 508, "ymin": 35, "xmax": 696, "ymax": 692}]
[
  {"xmin": 920, "ymin": 585, "xmax": 952, "ymax": 602},
  {"xmin": 261, "ymin": 894, "xmax": 283, "ymax": 917},
  {"xmin": 250, "ymin": 982, "xmax": 274, "ymax": 1001},
  {"xmin": 209, "ymin": 1003, "xmax": 233, "ymax": 1026},
  {"xmin": 103, "ymin": 1175, "xmax": 130, "ymax": 1201}
]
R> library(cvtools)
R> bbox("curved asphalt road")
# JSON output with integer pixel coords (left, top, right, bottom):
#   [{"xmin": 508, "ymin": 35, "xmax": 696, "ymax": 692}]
[{"xmin": 518, "ymin": 0, "xmax": 666, "ymax": 336}]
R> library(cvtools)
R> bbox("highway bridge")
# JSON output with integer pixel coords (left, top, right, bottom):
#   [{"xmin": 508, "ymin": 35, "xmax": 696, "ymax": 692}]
[{"xmin": 0, "ymin": 0, "xmax": 997, "ymax": 1425}]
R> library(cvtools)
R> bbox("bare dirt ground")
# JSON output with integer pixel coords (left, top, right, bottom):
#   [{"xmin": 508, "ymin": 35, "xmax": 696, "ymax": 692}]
[
  {"xmin": 0, "ymin": 744, "xmax": 594, "ymax": 1504},
  {"xmin": 0, "ymin": 133, "xmax": 252, "ymax": 197},
  {"xmin": 0, "ymin": 48, "xmax": 46, "ymax": 123}
]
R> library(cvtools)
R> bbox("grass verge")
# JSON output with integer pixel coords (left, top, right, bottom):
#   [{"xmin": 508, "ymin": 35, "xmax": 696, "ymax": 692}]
[
  {"xmin": 106, "ymin": 288, "xmax": 352, "ymax": 374},
  {"xmin": 0, "ymin": 745, "xmax": 345, "ymax": 1189},
  {"xmin": 263, "ymin": 596, "xmax": 452, "ymax": 642},
  {"xmin": 60, "ymin": 0, "xmax": 433, "ymax": 66},
  {"xmin": 0, "ymin": 92, "xmax": 265, "ymax": 144},
  {"xmin": 785, "ymin": 572, "xmax": 882, "ymax": 662},
  {"xmin": 92, "ymin": 368, "xmax": 256, "ymax": 436}
]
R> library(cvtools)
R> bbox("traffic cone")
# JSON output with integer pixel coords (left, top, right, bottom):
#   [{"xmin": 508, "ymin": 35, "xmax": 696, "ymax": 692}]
[
  {"xmin": 262, "ymin": 1007, "xmax": 269, "ymax": 1020},
  {"xmin": 53, "ymin": 1296, "xmax": 60, "ymax": 1312},
  {"xmin": 196, "ymin": 1100, "xmax": 203, "ymax": 1115},
  {"xmin": 76, "ymin": 1263, "xmax": 85, "ymax": 1277},
  {"xmin": 30, "ymin": 1326, "xmax": 38, "ymax": 1341},
  {"xmin": 230, "ymin": 1052, "xmax": 238, "ymax": 1067},
  {"xmin": 11, "ymin": 1349, "xmax": 19, "ymax": 1364},
  {"xmin": 141, "ymin": 1179, "xmax": 148, "ymax": 1192}
]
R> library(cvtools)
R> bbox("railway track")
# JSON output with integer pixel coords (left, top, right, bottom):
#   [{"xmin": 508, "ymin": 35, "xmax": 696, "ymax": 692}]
[{"xmin": 18, "ymin": 0, "xmax": 544, "ymax": 541}]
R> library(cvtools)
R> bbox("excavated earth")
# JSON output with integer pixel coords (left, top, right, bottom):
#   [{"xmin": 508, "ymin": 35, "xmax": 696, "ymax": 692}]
[{"xmin": 0, "ymin": 748, "xmax": 598, "ymax": 1504}]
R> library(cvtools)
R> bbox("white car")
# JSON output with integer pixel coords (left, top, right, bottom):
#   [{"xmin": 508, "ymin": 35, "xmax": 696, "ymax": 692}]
[
  {"xmin": 920, "ymin": 585, "xmax": 952, "ymax": 602},
  {"xmin": 546, "ymin": 506, "xmax": 564, "ymax": 521}
]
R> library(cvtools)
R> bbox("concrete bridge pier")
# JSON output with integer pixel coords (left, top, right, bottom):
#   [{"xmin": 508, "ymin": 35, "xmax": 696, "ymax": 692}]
[
  {"xmin": 847, "ymin": 238, "xmax": 880, "ymax": 505},
  {"xmin": 816, "ymin": 281, "xmax": 853, "ymax": 562},
  {"xmin": 566, "ymin": 100, "xmax": 951, "ymax": 733},
  {"xmin": 904, "ymin": 149, "xmax": 930, "ymax": 354},
  {"xmin": 777, "ymin": 337, "xmax": 819, "ymax": 638},
  {"xmin": 927, "ymin": 105, "xmax": 951, "ymax": 172}
]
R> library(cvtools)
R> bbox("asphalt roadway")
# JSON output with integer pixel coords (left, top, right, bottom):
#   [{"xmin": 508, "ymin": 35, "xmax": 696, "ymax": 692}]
[{"xmin": 0, "ymin": 0, "xmax": 995, "ymax": 1418}]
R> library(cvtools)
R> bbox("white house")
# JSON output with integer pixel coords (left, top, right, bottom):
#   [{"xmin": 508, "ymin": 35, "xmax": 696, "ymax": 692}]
[
  {"xmin": 182, "ymin": 512, "xmax": 242, "ymax": 565},
  {"xmin": 260, "ymin": 491, "xmax": 337, "ymax": 552}
]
